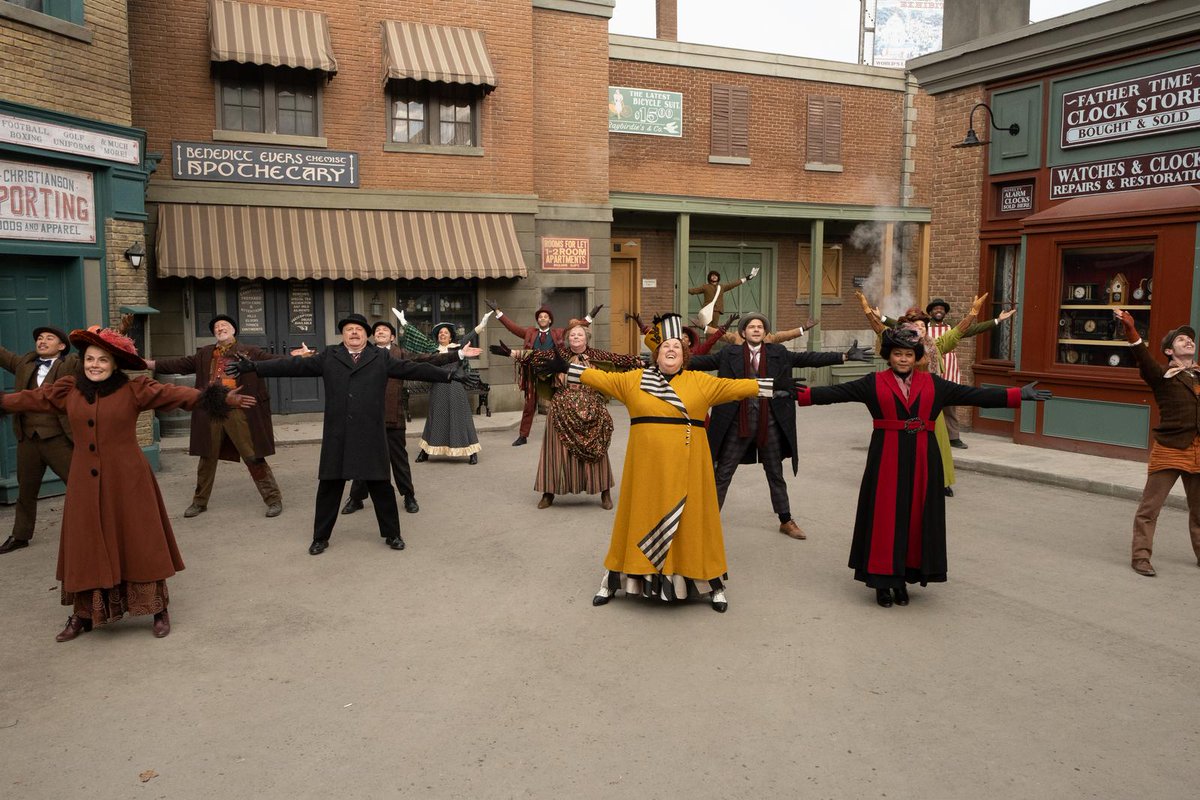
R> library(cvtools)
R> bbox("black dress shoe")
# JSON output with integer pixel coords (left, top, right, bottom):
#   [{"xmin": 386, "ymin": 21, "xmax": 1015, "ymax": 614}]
[
  {"xmin": 468, "ymin": 453, "xmax": 478, "ymax": 465},
  {"xmin": 592, "ymin": 592, "xmax": 611, "ymax": 606},
  {"xmin": 308, "ymin": 540, "xmax": 329, "ymax": 556},
  {"xmin": 403, "ymin": 496, "xmax": 419, "ymax": 513},
  {"xmin": 893, "ymin": 586, "xmax": 909, "ymax": 605},
  {"xmin": 340, "ymin": 498, "xmax": 363, "ymax": 515},
  {"xmin": 415, "ymin": 450, "xmax": 429, "ymax": 463},
  {"xmin": 512, "ymin": 436, "xmax": 527, "ymax": 446},
  {"xmin": 949, "ymin": 439, "xmax": 968, "ymax": 449},
  {"xmin": 385, "ymin": 535, "xmax": 406, "ymax": 550},
  {"xmin": 875, "ymin": 588, "xmax": 894, "ymax": 608},
  {"xmin": 943, "ymin": 486, "xmax": 954, "ymax": 497},
  {"xmin": 0, "ymin": 536, "xmax": 30, "ymax": 554}
]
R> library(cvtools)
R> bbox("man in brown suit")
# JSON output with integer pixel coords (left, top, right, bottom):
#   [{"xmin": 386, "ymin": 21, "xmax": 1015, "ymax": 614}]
[
  {"xmin": 1117, "ymin": 310, "xmax": 1200, "ymax": 576},
  {"xmin": 147, "ymin": 314, "xmax": 283, "ymax": 518},
  {"xmin": 0, "ymin": 326, "xmax": 78, "ymax": 554},
  {"xmin": 341, "ymin": 320, "xmax": 457, "ymax": 516}
]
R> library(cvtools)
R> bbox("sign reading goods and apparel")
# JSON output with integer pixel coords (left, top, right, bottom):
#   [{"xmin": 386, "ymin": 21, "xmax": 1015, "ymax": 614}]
[
  {"xmin": 172, "ymin": 141, "xmax": 359, "ymax": 188},
  {"xmin": 0, "ymin": 159, "xmax": 95, "ymax": 243},
  {"xmin": 1049, "ymin": 146, "xmax": 1200, "ymax": 199},
  {"xmin": 1060, "ymin": 64, "xmax": 1200, "ymax": 149}
]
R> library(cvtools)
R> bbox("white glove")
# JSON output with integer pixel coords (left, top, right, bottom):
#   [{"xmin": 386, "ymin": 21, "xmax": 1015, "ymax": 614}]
[
  {"xmin": 746, "ymin": 266, "xmax": 760, "ymax": 282},
  {"xmin": 474, "ymin": 310, "xmax": 494, "ymax": 335},
  {"xmin": 391, "ymin": 307, "xmax": 407, "ymax": 328}
]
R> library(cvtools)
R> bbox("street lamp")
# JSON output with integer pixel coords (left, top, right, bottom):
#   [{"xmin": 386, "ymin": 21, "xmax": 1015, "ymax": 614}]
[
  {"xmin": 952, "ymin": 102, "xmax": 1020, "ymax": 148},
  {"xmin": 124, "ymin": 241, "xmax": 146, "ymax": 269}
]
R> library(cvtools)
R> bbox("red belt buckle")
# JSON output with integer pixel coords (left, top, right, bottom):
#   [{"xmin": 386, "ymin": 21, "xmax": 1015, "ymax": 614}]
[{"xmin": 903, "ymin": 417, "xmax": 925, "ymax": 434}]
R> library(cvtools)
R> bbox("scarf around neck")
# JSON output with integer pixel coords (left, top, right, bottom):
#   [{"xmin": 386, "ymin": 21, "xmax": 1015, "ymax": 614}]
[{"xmin": 737, "ymin": 343, "xmax": 770, "ymax": 445}]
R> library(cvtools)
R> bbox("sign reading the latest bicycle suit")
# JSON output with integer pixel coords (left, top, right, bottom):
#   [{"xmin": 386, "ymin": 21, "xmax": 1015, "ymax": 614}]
[{"xmin": 608, "ymin": 87, "xmax": 683, "ymax": 137}]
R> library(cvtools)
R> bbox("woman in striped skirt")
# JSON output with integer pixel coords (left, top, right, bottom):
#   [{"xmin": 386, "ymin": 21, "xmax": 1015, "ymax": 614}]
[{"xmin": 507, "ymin": 320, "xmax": 642, "ymax": 508}]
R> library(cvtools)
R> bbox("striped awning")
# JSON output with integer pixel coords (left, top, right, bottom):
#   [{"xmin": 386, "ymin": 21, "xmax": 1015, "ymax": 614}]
[
  {"xmin": 155, "ymin": 204, "xmax": 527, "ymax": 280},
  {"xmin": 381, "ymin": 21, "xmax": 497, "ymax": 89},
  {"xmin": 209, "ymin": 0, "xmax": 338, "ymax": 74}
]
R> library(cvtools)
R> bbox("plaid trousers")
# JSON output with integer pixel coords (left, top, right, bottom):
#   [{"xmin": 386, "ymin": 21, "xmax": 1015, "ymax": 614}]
[{"xmin": 713, "ymin": 400, "xmax": 790, "ymax": 517}]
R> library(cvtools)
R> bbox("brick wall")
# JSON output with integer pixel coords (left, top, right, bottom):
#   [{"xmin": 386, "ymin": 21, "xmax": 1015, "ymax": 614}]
[
  {"xmin": 608, "ymin": 60, "xmax": 910, "ymax": 207},
  {"xmin": 531, "ymin": 8, "xmax": 608, "ymax": 204},
  {"xmin": 129, "ymin": 0, "xmax": 535, "ymax": 194},
  {"xmin": 929, "ymin": 85, "xmax": 989, "ymax": 425},
  {"xmin": 0, "ymin": 1, "xmax": 132, "ymax": 124}
]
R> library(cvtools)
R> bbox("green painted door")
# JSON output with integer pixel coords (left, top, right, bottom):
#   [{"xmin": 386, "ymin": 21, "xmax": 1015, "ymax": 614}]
[
  {"xmin": 0, "ymin": 257, "xmax": 75, "ymax": 502},
  {"xmin": 687, "ymin": 247, "xmax": 767, "ymax": 322}
]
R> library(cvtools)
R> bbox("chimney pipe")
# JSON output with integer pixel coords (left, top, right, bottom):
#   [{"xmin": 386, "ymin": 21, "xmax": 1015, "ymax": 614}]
[{"xmin": 656, "ymin": 0, "xmax": 677, "ymax": 42}]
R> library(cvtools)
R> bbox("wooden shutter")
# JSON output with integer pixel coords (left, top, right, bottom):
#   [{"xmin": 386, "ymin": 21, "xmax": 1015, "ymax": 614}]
[
  {"xmin": 806, "ymin": 96, "xmax": 843, "ymax": 165},
  {"xmin": 797, "ymin": 245, "xmax": 842, "ymax": 300},
  {"xmin": 729, "ymin": 86, "xmax": 749, "ymax": 158},
  {"xmin": 806, "ymin": 96, "xmax": 825, "ymax": 163},
  {"xmin": 711, "ymin": 85, "xmax": 732, "ymax": 157}
]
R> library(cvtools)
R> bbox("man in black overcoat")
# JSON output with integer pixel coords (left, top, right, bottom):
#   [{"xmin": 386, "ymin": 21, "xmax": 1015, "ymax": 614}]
[
  {"xmin": 688, "ymin": 313, "xmax": 871, "ymax": 538},
  {"xmin": 229, "ymin": 313, "xmax": 475, "ymax": 555}
]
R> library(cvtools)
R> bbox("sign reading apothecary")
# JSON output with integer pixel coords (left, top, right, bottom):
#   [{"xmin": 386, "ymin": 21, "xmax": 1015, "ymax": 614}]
[
  {"xmin": 0, "ymin": 159, "xmax": 95, "ymax": 243},
  {"xmin": 541, "ymin": 237, "xmax": 590, "ymax": 271}
]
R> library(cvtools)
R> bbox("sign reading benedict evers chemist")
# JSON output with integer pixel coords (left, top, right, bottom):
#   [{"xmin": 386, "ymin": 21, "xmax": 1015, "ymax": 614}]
[
  {"xmin": 1060, "ymin": 63, "xmax": 1200, "ymax": 149},
  {"xmin": 172, "ymin": 142, "xmax": 359, "ymax": 188}
]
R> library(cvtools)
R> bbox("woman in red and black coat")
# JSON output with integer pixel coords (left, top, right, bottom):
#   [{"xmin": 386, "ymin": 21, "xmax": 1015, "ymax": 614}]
[{"xmin": 795, "ymin": 328, "xmax": 1050, "ymax": 608}]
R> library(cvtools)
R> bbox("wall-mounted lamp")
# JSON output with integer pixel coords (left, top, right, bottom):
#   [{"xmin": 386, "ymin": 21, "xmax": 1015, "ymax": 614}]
[
  {"xmin": 124, "ymin": 241, "xmax": 146, "ymax": 269},
  {"xmin": 952, "ymin": 102, "xmax": 1020, "ymax": 149},
  {"xmin": 369, "ymin": 293, "xmax": 383, "ymax": 316}
]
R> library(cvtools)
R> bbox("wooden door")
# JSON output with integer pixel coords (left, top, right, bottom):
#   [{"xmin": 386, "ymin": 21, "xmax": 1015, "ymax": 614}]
[
  {"xmin": 231, "ymin": 280, "xmax": 325, "ymax": 414},
  {"xmin": 610, "ymin": 257, "xmax": 640, "ymax": 354}
]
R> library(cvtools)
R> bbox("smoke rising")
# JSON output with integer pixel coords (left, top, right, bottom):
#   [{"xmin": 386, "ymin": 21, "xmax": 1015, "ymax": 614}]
[{"xmin": 851, "ymin": 222, "xmax": 914, "ymax": 318}]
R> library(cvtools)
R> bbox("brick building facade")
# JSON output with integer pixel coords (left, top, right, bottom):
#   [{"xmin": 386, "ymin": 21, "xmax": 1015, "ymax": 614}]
[
  {"xmin": 0, "ymin": 1, "xmax": 156, "ymax": 499},
  {"xmin": 911, "ymin": 0, "xmax": 1200, "ymax": 458}
]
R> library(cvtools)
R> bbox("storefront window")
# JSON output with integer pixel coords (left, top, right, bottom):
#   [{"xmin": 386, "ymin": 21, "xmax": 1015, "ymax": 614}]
[
  {"xmin": 1057, "ymin": 244, "xmax": 1153, "ymax": 368},
  {"xmin": 395, "ymin": 280, "xmax": 476, "ymax": 341},
  {"xmin": 987, "ymin": 244, "xmax": 1018, "ymax": 361}
]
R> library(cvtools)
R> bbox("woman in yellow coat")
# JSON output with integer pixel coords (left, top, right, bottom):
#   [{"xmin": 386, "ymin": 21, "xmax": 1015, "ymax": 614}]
[{"xmin": 550, "ymin": 314, "xmax": 775, "ymax": 613}]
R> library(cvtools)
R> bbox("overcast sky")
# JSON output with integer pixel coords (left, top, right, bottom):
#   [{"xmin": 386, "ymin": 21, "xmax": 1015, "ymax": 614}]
[{"xmin": 609, "ymin": 1, "xmax": 1111, "ymax": 63}]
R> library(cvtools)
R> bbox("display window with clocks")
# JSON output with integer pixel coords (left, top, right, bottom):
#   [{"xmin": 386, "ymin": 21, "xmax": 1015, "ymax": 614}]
[{"xmin": 1057, "ymin": 244, "xmax": 1153, "ymax": 369}]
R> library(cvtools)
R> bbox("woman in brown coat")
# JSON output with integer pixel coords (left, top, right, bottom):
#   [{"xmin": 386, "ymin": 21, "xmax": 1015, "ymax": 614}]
[{"xmin": 0, "ymin": 322, "xmax": 253, "ymax": 642}]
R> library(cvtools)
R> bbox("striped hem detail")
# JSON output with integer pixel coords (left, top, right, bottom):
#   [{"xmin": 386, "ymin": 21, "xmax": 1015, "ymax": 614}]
[
  {"xmin": 637, "ymin": 496, "xmax": 686, "ymax": 572},
  {"xmin": 756, "ymin": 378, "xmax": 774, "ymax": 398},
  {"xmin": 567, "ymin": 362, "xmax": 586, "ymax": 384}
]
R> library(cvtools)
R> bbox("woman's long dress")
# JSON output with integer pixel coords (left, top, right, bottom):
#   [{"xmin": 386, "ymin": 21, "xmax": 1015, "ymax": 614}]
[
  {"xmin": 397, "ymin": 326, "xmax": 481, "ymax": 458},
  {"xmin": 1, "ymin": 376, "xmax": 204, "ymax": 623},
  {"xmin": 578, "ymin": 367, "xmax": 763, "ymax": 599},
  {"xmin": 798, "ymin": 371, "xmax": 1020, "ymax": 589}
]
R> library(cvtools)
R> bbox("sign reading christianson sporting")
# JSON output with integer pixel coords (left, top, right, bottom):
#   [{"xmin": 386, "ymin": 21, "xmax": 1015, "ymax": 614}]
[
  {"xmin": 172, "ymin": 141, "xmax": 359, "ymax": 187},
  {"xmin": 1049, "ymin": 146, "xmax": 1200, "ymax": 199},
  {"xmin": 1060, "ymin": 64, "xmax": 1200, "ymax": 149}
]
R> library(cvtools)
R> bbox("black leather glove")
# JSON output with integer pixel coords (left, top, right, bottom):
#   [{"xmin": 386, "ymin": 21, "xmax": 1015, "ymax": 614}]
[
  {"xmin": 489, "ymin": 341, "xmax": 512, "ymax": 358},
  {"xmin": 536, "ymin": 349, "xmax": 570, "ymax": 376},
  {"xmin": 1019, "ymin": 380, "xmax": 1051, "ymax": 401},
  {"xmin": 844, "ymin": 339, "xmax": 873, "ymax": 362},
  {"xmin": 774, "ymin": 371, "xmax": 795, "ymax": 394},
  {"xmin": 588, "ymin": 303, "xmax": 604, "ymax": 319},
  {"xmin": 224, "ymin": 354, "xmax": 256, "ymax": 376},
  {"xmin": 721, "ymin": 312, "xmax": 740, "ymax": 330},
  {"xmin": 485, "ymin": 298, "xmax": 499, "ymax": 314}
]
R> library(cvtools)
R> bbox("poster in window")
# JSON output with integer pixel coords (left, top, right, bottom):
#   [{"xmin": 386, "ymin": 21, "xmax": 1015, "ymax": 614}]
[
  {"xmin": 237, "ymin": 284, "xmax": 267, "ymax": 335},
  {"xmin": 289, "ymin": 283, "xmax": 314, "ymax": 334}
]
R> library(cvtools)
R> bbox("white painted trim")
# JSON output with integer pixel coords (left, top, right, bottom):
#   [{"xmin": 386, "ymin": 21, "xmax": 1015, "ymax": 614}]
[
  {"xmin": 532, "ymin": 0, "xmax": 614, "ymax": 18},
  {"xmin": 708, "ymin": 155, "xmax": 751, "ymax": 165}
]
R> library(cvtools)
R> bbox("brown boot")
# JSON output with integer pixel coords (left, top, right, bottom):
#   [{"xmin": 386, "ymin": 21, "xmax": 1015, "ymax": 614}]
[
  {"xmin": 55, "ymin": 615, "xmax": 92, "ymax": 643},
  {"xmin": 600, "ymin": 490, "xmax": 613, "ymax": 510},
  {"xmin": 248, "ymin": 460, "xmax": 283, "ymax": 517},
  {"xmin": 537, "ymin": 493, "xmax": 554, "ymax": 509},
  {"xmin": 153, "ymin": 610, "xmax": 171, "ymax": 638},
  {"xmin": 779, "ymin": 519, "xmax": 807, "ymax": 539},
  {"xmin": 1132, "ymin": 558, "xmax": 1156, "ymax": 577}
]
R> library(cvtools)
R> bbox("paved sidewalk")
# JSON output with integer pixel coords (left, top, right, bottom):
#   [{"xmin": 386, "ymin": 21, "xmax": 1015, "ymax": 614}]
[{"xmin": 163, "ymin": 404, "xmax": 1179, "ymax": 508}]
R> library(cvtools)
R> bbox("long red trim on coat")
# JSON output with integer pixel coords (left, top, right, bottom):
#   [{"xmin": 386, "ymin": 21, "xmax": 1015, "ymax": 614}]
[{"xmin": 869, "ymin": 370, "xmax": 934, "ymax": 575}]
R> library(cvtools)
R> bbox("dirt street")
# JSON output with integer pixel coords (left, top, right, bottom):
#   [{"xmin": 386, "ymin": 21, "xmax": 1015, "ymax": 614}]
[{"xmin": 1, "ymin": 403, "xmax": 1198, "ymax": 799}]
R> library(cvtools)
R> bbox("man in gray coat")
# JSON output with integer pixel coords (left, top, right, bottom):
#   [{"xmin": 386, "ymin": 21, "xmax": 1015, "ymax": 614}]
[{"xmin": 229, "ymin": 314, "xmax": 478, "ymax": 555}]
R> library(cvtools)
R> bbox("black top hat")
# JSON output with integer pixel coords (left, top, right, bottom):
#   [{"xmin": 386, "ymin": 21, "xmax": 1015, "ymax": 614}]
[
  {"xmin": 32, "ymin": 326, "xmax": 71, "ymax": 355},
  {"xmin": 208, "ymin": 314, "xmax": 239, "ymax": 335},
  {"xmin": 337, "ymin": 313, "xmax": 371, "ymax": 333},
  {"xmin": 371, "ymin": 320, "xmax": 397, "ymax": 336},
  {"xmin": 925, "ymin": 298, "xmax": 950, "ymax": 315}
]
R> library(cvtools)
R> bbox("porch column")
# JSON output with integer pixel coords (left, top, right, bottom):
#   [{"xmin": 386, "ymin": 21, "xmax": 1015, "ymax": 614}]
[
  {"xmin": 917, "ymin": 222, "xmax": 931, "ymax": 309},
  {"xmin": 808, "ymin": 219, "xmax": 824, "ymax": 352},
  {"xmin": 675, "ymin": 212, "xmax": 690, "ymax": 315},
  {"xmin": 881, "ymin": 222, "xmax": 895, "ymax": 302}
]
